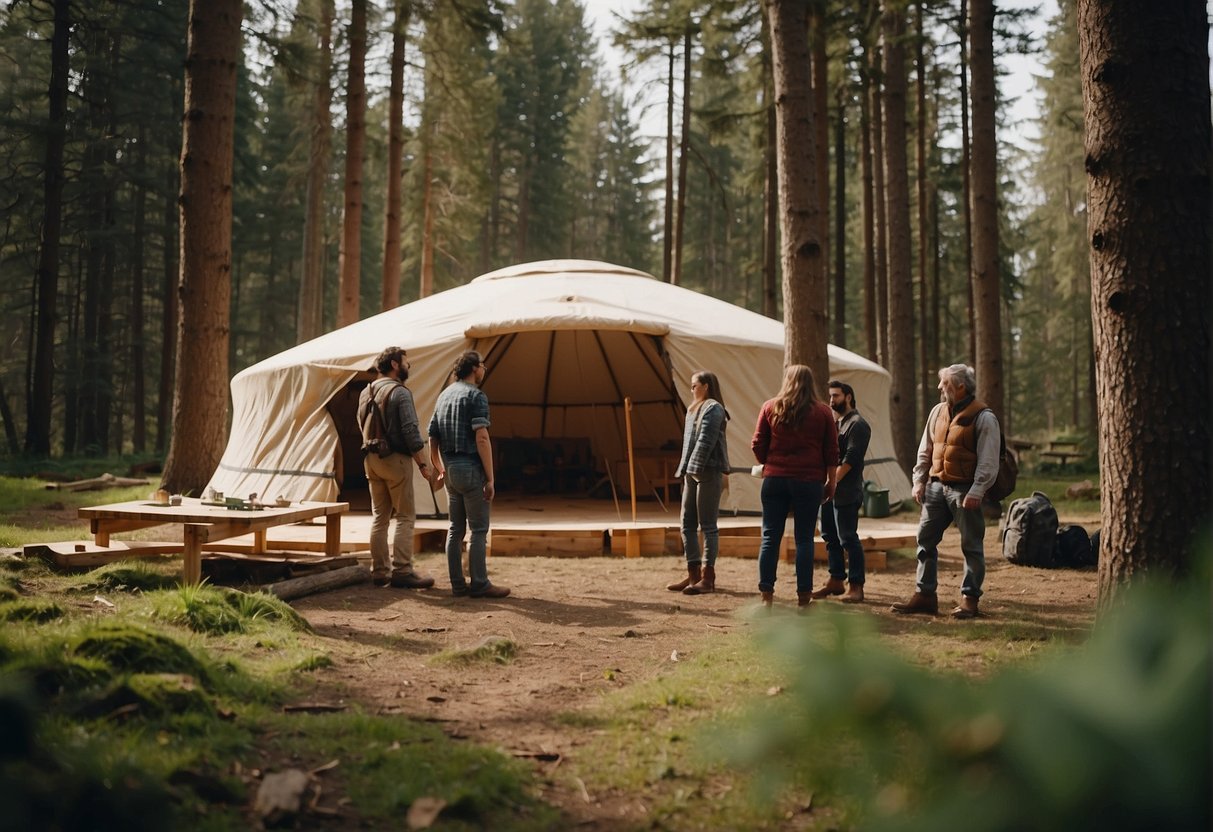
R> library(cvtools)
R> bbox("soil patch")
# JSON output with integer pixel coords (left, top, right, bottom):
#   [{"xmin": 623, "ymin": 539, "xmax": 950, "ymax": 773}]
[{"xmin": 292, "ymin": 511, "xmax": 1101, "ymax": 828}]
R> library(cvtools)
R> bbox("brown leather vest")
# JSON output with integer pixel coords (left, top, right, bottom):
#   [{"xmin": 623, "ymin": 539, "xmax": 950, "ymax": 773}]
[{"xmin": 929, "ymin": 398, "xmax": 988, "ymax": 484}]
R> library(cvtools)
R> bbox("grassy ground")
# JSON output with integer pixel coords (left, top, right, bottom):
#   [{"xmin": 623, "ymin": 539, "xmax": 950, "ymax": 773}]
[{"xmin": 8, "ymin": 468, "xmax": 1199, "ymax": 831}]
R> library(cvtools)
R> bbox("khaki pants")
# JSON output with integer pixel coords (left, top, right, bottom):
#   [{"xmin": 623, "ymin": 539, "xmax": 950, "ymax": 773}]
[{"xmin": 364, "ymin": 453, "xmax": 416, "ymax": 578}]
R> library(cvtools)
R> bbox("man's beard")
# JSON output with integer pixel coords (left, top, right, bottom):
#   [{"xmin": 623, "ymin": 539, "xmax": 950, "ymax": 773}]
[
  {"xmin": 830, "ymin": 401, "xmax": 847, "ymax": 415},
  {"xmin": 398, "ymin": 367, "xmax": 409, "ymax": 382}
]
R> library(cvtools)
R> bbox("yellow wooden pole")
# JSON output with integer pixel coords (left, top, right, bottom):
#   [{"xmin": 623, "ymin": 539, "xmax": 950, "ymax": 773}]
[{"xmin": 623, "ymin": 396, "xmax": 640, "ymax": 557}]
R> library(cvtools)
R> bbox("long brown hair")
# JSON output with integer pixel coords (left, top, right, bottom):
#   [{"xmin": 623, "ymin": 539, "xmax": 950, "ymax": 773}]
[
  {"xmin": 689, "ymin": 370, "xmax": 728, "ymax": 420},
  {"xmin": 769, "ymin": 364, "xmax": 819, "ymax": 427}
]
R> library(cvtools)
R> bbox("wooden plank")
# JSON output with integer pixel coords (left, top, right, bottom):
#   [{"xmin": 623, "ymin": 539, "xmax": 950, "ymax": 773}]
[
  {"xmin": 490, "ymin": 533, "xmax": 605, "ymax": 557},
  {"xmin": 23, "ymin": 540, "xmax": 181, "ymax": 568},
  {"xmin": 607, "ymin": 527, "xmax": 666, "ymax": 557}
]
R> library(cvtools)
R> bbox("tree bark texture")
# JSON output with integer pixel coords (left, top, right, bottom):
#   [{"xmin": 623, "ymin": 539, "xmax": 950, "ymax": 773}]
[
  {"xmin": 859, "ymin": 19, "xmax": 876, "ymax": 360},
  {"xmin": 672, "ymin": 24, "xmax": 693, "ymax": 286},
  {"xmin": 968, "ymin": 0, "xmax": 1004, "ymax": 418},
  {"xmin": 162, "ymin": 0, "xmax": 242, "ymax": 494},
  {"xmin": 381, "ymin": 0, "xmax": 409, "ymax": 311},
  {"xmin": 1077, "ymin": 0, "xmax": 1211, "ymax": 603},
  {"xmin": 811, "ymin": 7, "xmax": 829, "ymax": 284},
  {"xmin": 763, "ymin": 64, "xmax": 779, "ymax": 318},
  {"xmin": 766, "ymin": 0, "xmax": 828, "ymax": 379},
  {"xmin": 958, "ymin": 0, "xmax": 975, "ymax": 360},
  {"xmin": 915, "ymin": 0, "xmax": 932, "ymax": 425},
  {"xmin": 832, "ymin": 83, "xmax": 847, "ymax": 348},
  {"xmin": 663, "ymin": 40, "xmax": 675, "ymax": 283},
  {"xmin": 337, "ymin": 0, "xmax": 367, "ymax": 327},
  {"xmin": 869, "ymin": 41, "xmax": 888, "ymax": 367},
  {"xmin": 26, "ymin": 0, "xmax": 71, "ymax": 455},
  {"xmin": 298, "ymin": 0, "xmax": 334, "ymax": 342},
  {"xmin": 882, "ymin": 4, "xmax": 917, "ymax": 474}
]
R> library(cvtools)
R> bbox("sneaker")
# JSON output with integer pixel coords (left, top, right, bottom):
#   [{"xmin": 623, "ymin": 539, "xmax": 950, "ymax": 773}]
[
  {"xmin": 389, "ymin": 572, "xmax": 435, "ymax": 590},
  {"xmin": 469, "ymin": 584, "xmax": 510, "ymax": 599}
]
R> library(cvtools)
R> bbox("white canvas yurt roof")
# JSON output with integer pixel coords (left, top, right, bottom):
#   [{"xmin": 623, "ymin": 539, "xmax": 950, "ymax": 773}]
[{"xmin": 209, "ymin": 260, "xmax": 912, "ymax": 512}]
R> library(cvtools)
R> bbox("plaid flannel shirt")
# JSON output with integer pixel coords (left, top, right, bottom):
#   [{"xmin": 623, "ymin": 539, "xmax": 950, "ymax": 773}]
[{"xmin": 428, "ymin": 381, "xmax": 491, "ymax": 459}]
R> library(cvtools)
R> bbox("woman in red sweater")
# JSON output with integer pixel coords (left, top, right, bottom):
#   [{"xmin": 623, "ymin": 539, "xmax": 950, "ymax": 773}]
[{"xmin": 751, "ymin": 364, "xmax": 839, "ymax": 608}]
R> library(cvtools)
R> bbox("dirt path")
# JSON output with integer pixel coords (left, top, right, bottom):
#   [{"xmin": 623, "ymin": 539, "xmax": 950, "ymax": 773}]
[{"xmin": 293, "ymin": 513, "xmax": 1101, "ymax": 828}]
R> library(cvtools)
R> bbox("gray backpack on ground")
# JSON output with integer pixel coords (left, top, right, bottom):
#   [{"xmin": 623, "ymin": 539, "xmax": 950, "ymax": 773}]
[{"xmin": 1000, "ymin": 491, "xmax": 1059, "ymax": 567}]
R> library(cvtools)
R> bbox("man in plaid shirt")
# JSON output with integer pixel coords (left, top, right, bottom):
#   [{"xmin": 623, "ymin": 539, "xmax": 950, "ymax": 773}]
[{"xmin": 428, "ymin": 350, "xmax": 510, "ymax": 599}]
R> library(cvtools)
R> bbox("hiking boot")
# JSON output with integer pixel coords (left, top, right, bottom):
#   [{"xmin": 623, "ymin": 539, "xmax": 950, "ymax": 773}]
[
  {"xmin": 450, "ymin": 584, "xmax": 470, "ymax": 597},
  {"xmin": 667, "ymin": 563, "xmax": 702, "ymax": 592},
  {"xmin": 389, "ymin": 572, "xmax": 435, "ymax": 590},
  {"xmin": 760, "ymin": 590, "xmax": 774, "ymax": 609},
  {"xmin": 809, "ymin": 577, "xmax": 846, "ymax": 600},
  {"xmin": 797, "ymin": 591, "xmax": 815, "ymax": 611},
  {"xmin": 683, "ymin": 565, "xmax": 716, "ymax": 595},
  {"xmin": 951, "ymin": 595, "xmax": 980, "ymax": 619},
  {"xmin": 372, "ymin": 576, "xmax": 391, "ymax": 588},
  {"xmin": 841, "ymin": 582, "xmax": 865, "ymax": 604},
  {"xmin": 469, "ymin": 584, "xmax": 511, "ymax": 599},
  {"xmin": 890, "ymin": 591, "xmax": 938, "ymax": 615}
]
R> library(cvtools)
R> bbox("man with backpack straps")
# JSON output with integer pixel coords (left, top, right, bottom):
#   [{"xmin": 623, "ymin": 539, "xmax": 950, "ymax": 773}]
[
  {"xmin": 357, "ymin": 346, "xmax": 438, "ymax": 589},
  {"xmin": 892, "ymin": 363, "xmax": 1001, "ymax": 619}
]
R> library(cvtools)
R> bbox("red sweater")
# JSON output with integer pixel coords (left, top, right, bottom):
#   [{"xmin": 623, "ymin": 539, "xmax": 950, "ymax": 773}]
[{"xmin": 751, "ymin": 400, "xmax": 840, "ymax": 481}]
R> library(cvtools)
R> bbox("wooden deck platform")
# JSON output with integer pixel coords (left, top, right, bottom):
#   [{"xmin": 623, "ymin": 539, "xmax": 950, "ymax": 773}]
[{"xmin": 28, "ymin": 496, "xmax": 918, "ymax": 573}]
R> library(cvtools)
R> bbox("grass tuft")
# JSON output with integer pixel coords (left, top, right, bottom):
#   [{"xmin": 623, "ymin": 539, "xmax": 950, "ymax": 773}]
[
  {"xmin": 0, "ymin": 598, "xmax": 64, "ymax": 623},
  {"xmin": 434, "ymin": 635, "xmax": 518, "ymax": 666},
  {"xmin": 71, "ymin": 622, "xmax": 210, "ymax": 680},
  {"xmin": 78, "ymin": 561, "xmax": 179, "ymax": 593}
]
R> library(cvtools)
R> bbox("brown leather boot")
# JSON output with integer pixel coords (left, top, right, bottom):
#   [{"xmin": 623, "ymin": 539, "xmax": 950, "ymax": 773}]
[
  {"xmin": 667, "ymin": 563, "xmax": 701, "ymax": 592},
  {"xmin": 950, "ymin": 595, "xmax": 980, "ymax": 619},
  {"xmin": 809, "ymin": 577, "xmax": 846, "ymax": 600},
  {"xmin": 684, "ymin": 565, "xmax": 715, "ymax": 595},
  {"xmin": 841, "ymin": 582, "xmax": 865, "ymax": 604},
  {"xmin": 890, "ymin": 591, "xmax": 938, "ymax": 615},
  {"xmin": 797, "ymin": 591, "xmax": 814, "ymax": 611},
  {"xmin": 760, "ymin": 590, "xmax": 774, "ymax": 609}
]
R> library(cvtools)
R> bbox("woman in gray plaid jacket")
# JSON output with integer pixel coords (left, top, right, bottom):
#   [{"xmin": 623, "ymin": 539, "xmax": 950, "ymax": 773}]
[{"xmin": 666, "ymin": 371, "xmax": 731, "ymax": 595}]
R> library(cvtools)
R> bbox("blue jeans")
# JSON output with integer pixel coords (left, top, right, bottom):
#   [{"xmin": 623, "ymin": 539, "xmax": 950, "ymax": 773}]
[
  {"xmin": 444, "ymin": 459, "xmax": 491, "ymax": 593},
  {"xmin": 680, "ymin": 471, "xmax": 723, "ymax": 567},
  {"xmin": 915, "ymin": 480, "xmax": 985, "ymax": 598},
  {"xmin": 821, "ymin": 499, "xmax": 864, "ymax": 584},
  {"xmin": 757, "ymin": 477, "xmax": 823, "ymax": 594}
]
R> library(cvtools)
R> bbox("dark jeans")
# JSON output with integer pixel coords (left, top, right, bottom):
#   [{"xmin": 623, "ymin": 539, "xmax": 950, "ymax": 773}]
[
  {"xmin": 757, "ymin": 477, "xmax": 824, "ymax": 594},
  {"xmin": 821, "ymin": 499, "xmax": 865, "ymax": 584}
]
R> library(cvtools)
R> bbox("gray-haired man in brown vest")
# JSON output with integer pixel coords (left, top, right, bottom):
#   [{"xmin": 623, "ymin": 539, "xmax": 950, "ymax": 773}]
[{"xmin": 892, "ymin": 363, "xmax": 1000, "ymax": 619}]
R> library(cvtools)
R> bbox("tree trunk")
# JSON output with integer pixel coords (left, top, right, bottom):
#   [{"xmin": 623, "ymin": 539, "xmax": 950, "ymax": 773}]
[
  {"xmin": 765, "ymin": 0, "xmax": 828, "ymax": 379},
  {"xmin": 420, "ymin": 130, "xmax": 436, "ymax": 298},
  {"xmin": 298, "ymin": 0, "xmax": 334, "ymax": 342},
  {"xmin": 1077, "ymin": 0, "xmax": 1210, "ymax": 603},
  {"xmin": 859, "ymin": 10, "xmax": 876, "ymax": 359},
  {"xmin": 662, "ymin": 39, "xmax": 675, "ymax": 283},
  {"xmin": 832, "ymin": 82, "xmax": 846, "ymax": 347},
  {"xmin": 337, "ymin": 0, "xmax": 367, "ymax": 327},
  {"xmin": 381, "ymin": 0, "xmax": 409, "ymax": 311},
  {"xmin": 157, "ymin": 162, "xmax": 178, "ymax": 454},
  {"xmin": 883, "ymin": 5, "xmax": 916, "ymax": 473},
  {"xmin": 762, "ymin": 55, "xmax": 779, "ymax": 318},
  {"xmin": 672, "ymin": 25, "xmax": 692, "ymax": 286},
  {"xmin": 26, "ymin": 0, "xmax": 71, "ymax": 456},
  {"xmin": 131, "ymin": 123, "xmax": 148, "ymax": 454},
  {"xmin": 968, "ymin": 0, "xmax": 1004, "ymax": 418},
  {"xmin": 915, "ymin": 0, "xmax": 931, "ymax": 425},
  {"xmin": 958, "ymin": 0, "xmax": 975, "ymax": 360},
  {"xmin": 811, "ymin": 6, "xmax": 829, "ymax": 291},
  {"xmin": 162, "ymin": 0, "xmax": 242, "ymax": 494},
  {"xmin": 870, "ymin": 39, "xmax": 888, "ymax": 366}
]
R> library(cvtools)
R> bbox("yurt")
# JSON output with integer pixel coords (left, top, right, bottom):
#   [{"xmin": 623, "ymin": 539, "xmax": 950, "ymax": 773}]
[{"xmin": 208, "ymin": 260, "xmax": 912, "ymax": 514}]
